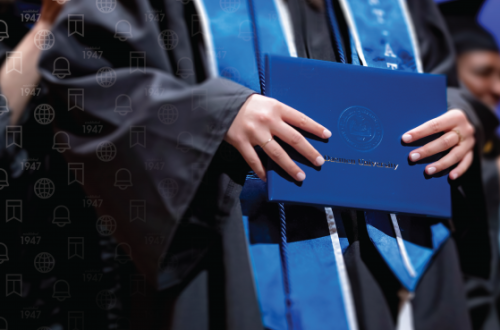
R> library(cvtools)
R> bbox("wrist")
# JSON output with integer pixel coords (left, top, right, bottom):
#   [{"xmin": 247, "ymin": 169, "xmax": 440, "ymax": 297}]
[{"xmin": 33, "ymin": 20, "xmax": 52, "ymax": 32}]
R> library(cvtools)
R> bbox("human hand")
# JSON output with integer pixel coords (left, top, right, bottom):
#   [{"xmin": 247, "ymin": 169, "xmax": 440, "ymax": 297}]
[
  {"xmin": 224, "ymin": 94, "xmax": 331, "ymax": 182},
  {"xmin": 402, "ymin": 109, "xmax": 475, "ymax": 180}
]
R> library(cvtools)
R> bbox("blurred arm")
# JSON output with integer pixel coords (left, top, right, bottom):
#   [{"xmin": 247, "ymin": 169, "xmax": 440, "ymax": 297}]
[{"xmin": 0, "ymin": 21, "xmax": 49, "ymax": 125}]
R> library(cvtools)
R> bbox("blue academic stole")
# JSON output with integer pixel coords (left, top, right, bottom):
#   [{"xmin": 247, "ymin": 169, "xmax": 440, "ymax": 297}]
[
  {"xmin": 194, "ymin": 0, "xmax": 450, "ymax": 329},
  {"xmin": 337, "ymin": 0, "xmax": 451, "ymax": 293}
]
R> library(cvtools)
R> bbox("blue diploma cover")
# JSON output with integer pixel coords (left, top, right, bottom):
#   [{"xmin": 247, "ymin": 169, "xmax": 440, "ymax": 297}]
[{"xmin": 265, "ymin": 55, "xmax": 451, "ymax": 218}]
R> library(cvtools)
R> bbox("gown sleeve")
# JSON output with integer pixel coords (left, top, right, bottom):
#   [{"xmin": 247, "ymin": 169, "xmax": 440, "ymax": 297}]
[
  {"xmin": 37, "ymin": 0, "xmax": 256, "ymax": 287},
  {"xmin": 0, "ymin": 5, "xmax": 34, "ymax": 176}
]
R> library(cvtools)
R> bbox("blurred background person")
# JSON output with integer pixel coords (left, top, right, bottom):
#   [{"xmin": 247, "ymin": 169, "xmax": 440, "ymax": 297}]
[
  {"xmin": 0, "ymin": 0, "xmax": 130, "ymax": 328},
  {"xmin": 440, "ymin": 0, "xmax": 500, "ymax": 329}
]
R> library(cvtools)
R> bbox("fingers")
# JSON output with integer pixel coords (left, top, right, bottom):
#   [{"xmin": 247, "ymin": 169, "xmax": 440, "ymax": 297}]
[
  {"xmin": 424, "ymin": 140, "xmax": 473, "ymax": 176},
  {"xmin": 273, "ymin": 122, "xmax": 325, "ymax": 166},
  {"xmin": 449, "ymin": 150, "xmax": 473, "ymax": 180},
  {"xmin": 238, "ymin": 143, "xmax": 267, "ymax": 182},
  {"xmin": 402, "ymin": 110, "xmax": 465, "ymax": 143},
  {"xmin": 262, "ymin": 139, "xmax": 306, "ymax": 181},
  {"xmin": 408, "ymin": 131, "xmax": 460, "ymax": 162},
  {"xmin": 279, "ymin": 102, "xmax": 332, "ymax": 140}
]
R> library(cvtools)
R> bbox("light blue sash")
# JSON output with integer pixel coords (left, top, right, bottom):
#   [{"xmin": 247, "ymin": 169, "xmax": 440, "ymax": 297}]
[{"xmin": 339, "ymin": 0, "xmax": 422, "ymax": 72}]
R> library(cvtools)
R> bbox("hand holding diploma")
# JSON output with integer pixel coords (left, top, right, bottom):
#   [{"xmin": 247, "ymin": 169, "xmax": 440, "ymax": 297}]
[
  {"xmin": 224, "ymin": 94, "xmax": 331, "ymax": 182},
  {"xmin": 402, "ymin": 109, "xmax": 475, "ymax": 180}
]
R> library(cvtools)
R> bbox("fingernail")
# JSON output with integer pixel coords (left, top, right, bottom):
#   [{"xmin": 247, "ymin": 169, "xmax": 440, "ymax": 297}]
[
  {"xmin": 315, "ymin": 156, "xmax": 325, "ymax": 166},
  {"xmin": 323, "ymin": 129, "xmax": 332, "ymax": 139},
  {"xmin": 450, "ymin": 173, "xmax": 458, "ymax": 180},
  {"xmin": 427, "ymin": 167, "xmax": 436, "ymax": 175},
  {"xmin": 296, "ymin": 172, "xmax": 306, "ymax": 181},
  {"xmin": 402, "ymin": 134, "xmax": 412, "ymax": 143},
  {"xmin": 410, "ymin": 153, "xmax": 420, "ymax": 161}
]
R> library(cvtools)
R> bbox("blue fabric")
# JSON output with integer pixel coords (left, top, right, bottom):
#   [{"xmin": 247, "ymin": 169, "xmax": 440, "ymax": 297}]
[
  {"xmin": 342, "ymin": 0, "xmax": 418, "ymax": 71},
  {"xmin": 287, "ymin": 237, "xmax": 350, "ymax": 330},
  {"xmin": 243, "ymin": 235, "xmax": 288, "ymax": 328},
  {"xmin": 252, "ymin": 0, "xmax": 291, "ymax": 62},
  {"xmin": 241, "ymin": 175, "xmax": 350, "ymax": 330},
  {"xmin": 365, "ymin": 211, "xmax": 450, "ymax": 291},
  {"xmin": 243, "ymin": 214, "xmax": 350, "ymax": 330},
  {"xmin": 202, "ymin": 0, "xmax": 260, "ymax": 92}
]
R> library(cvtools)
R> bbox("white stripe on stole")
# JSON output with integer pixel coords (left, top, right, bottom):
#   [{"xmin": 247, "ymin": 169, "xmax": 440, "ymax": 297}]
[
  {"xmin": 337, "ymin": 0, "xmax": 423, "ymax": 73},
  {"xmin": 390, "ymin": 213, "xmax": 416, "ymax": 330},
  {"xmin": 273, "ymin": 0, "xmax": 298, "ymax": 58},
  {"xmin": 325, "ymin": 207, "xmax": 359, "ymax": 330},
  {"xmin": 192, "ymin": 0, "xmax": 219, "ymax": 78},
  {"xmin": 336, "ymin": 0, "xmax": 368, "ymax": 66},
  {"xmin": 390, "ymin": 213, "xmax": 417, "ymax": 278},
  {"xmin": 397, "ymin": 0, "xmax": 423, "ymax": 73}
]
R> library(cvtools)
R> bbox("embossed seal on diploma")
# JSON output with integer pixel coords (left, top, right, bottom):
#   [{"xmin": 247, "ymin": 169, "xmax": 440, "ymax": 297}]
[{"xmin": 338, "ymin": 106, "xmax": 384, "ymax": 152}]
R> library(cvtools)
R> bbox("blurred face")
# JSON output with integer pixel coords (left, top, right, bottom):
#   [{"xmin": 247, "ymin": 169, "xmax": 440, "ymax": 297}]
[{"xmin": 457, "ymin": 50, "xmax": 500, "ymax": 110}]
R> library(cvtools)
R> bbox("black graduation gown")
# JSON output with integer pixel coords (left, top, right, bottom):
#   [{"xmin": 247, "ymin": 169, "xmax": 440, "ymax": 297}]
[
  {"xmin": 456, "ymin": 86, "xmax": 500, "ymax": 330},
  {"xmin": 35, "ymin": 0, "xmax": 491, "ymax": 329},
  {"xmin": 38, "ymin": 0, "xmax": 262, "ymax": 329},
  {"xmin": 0, "ymin": 2, "xmax": 126, "ymax": 329}
]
